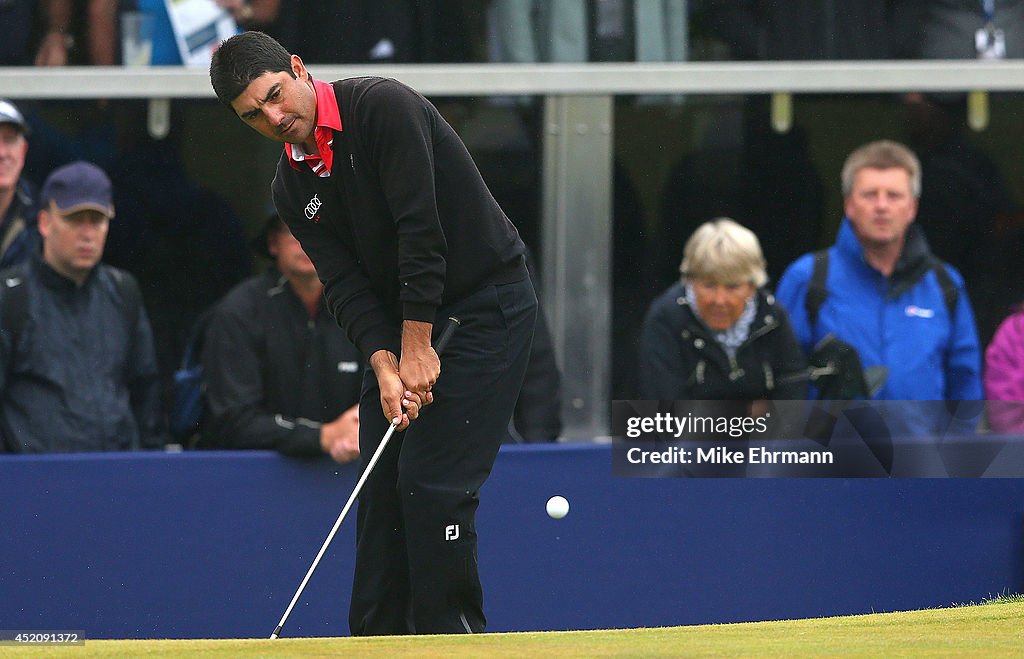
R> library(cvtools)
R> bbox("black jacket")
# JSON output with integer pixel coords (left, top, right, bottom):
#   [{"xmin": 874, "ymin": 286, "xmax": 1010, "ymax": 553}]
[
  {"xmin": 272, "ymin": 77, "xmax": 527, "ymax": 359},
  {"xmin": 200, "ymin": 271, "xmax": 363, "ymax": 456},
  {"xmin": 0, "ymin": 179, "xmax": 39, "ymax": 270},
  {"xmin": 0, "ymin": 258, "xmax": 162, "ymax": 452},
  {"xmin": 636, "ymin": 283, "xmax": 807, "ymax": 400}
]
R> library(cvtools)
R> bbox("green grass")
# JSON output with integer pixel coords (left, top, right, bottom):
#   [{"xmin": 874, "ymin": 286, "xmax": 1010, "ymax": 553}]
[
  {"xmin": 981, "ymin": 590, "xmax": 1024, "ymax": 605},
  {"xmin": 8, "ymin": 601, "xmax": 1022, "ymax": 658}
]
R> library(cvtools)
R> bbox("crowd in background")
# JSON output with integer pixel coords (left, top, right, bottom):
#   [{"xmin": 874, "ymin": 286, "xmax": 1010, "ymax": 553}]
[{"xmin": 3, "ymin": 0, "xmax": 1024, "ymax": 453}]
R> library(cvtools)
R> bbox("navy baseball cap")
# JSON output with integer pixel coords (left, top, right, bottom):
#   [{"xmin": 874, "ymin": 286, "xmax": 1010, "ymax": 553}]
[
  {"xmin": 0, "ymin": 99, "xmax": 30, "ymax": 135},
  {"xmin": 40, "ymin": 161, "xmax": 116, "ymax": 218}
]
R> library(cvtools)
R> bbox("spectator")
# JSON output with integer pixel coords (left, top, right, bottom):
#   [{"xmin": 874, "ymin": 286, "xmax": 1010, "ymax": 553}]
[
  {"xmin": 36, "ymin": 0, "xmax": 117, "ymax": 66},
  {"xmin": 199, "ymin": 213, "xmax": 361, "ymax": 463},
  {"xmin": 0, "ymin": 100, "xmax": 40, "ymax": 269},
  {"xmin": 0, "ymin": 0, "xmax": 103, "ymax": 66},
  {"xmin": 637, "ymin": 217, "xmax": 806, "ymax": 400},
  {"xmin": 984, "ymin": 306, "xmax": 1024, "ymax": 433},
  {"xmin": 0, "ymin": 161, "xmax": 162, "ymax": 452},
  {"xmin": 776, "ymin": 141, "xmax": 982, "ymax": 433}
]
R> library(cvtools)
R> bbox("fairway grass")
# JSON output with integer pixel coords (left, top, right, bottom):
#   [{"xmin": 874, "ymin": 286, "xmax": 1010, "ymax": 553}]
[{"xmin": 7, "ymin": 600, "xmax": 1022, "ymax": 658}]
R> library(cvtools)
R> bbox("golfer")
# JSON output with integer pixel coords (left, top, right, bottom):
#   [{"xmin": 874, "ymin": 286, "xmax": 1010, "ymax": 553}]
[{"xmin": 210, "ymin": 32, "xmax": 536, "ymax": 635}]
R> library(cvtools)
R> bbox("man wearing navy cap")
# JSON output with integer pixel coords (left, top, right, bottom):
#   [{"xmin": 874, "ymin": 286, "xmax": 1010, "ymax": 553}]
[
  {"xmin": 0, "ymin": 161, "xmax": 163, "ymax": 453},
  {"xmin": 0, "ymin": 99, "xmax": 39, "ymax": 269}
]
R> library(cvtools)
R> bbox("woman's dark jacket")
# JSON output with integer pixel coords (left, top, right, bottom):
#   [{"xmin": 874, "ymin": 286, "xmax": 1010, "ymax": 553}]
[{"xmin": 636, "ymin": 283, "xmax": 807, "ymax": 400}]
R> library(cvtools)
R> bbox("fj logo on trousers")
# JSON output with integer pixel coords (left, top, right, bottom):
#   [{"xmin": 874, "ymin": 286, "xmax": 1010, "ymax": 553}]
[{"xmin": 445, "ymin": 524, "xmax": 460, "ymax": 541}]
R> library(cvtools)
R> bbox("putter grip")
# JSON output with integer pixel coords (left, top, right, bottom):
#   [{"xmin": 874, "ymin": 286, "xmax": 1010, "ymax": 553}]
[{"xmin": 434, "ymin": 316, "xmax": 461, "ymax": 354}]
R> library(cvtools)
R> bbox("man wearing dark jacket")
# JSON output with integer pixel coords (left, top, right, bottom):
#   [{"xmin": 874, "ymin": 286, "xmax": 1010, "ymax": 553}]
[
  {"xmin": 209, "ymin": 32, "xmax": 537, "ymax": 635},
  {"xmin": 0, "ymin": 161, "xmax": 162, "ymax": 452},
  {"xmin": 201, "ymin": 214, "xmax": 362, "ymax": 462}
]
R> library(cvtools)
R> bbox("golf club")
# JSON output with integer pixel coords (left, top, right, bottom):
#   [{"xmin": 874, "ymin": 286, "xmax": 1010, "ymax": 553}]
[{"xmin": 270, "ymin": 316, "xmax": 460, "ymax": 639}]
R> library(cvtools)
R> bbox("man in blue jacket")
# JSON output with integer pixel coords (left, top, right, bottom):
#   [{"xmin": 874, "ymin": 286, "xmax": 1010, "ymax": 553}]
[{"xmin": 776, "ymin": 140, "xmax": 982, "ymax": 436}]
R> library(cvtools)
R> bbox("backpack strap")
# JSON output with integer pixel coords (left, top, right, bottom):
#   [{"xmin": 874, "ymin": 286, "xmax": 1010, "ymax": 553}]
[
  {"xmin": 0, "ymin": 217, "xmax": 26, "ymax": 261},
  {"xmin": 927, "ymin": 256, "xmax": 960, "ymax": 319},
  {"xmin": 803, "ymin": 249, "xmax": 957, "ymax": 335},
  {"xmin": 804, "ymin": 249, "xmax": 830, "ymax": 331},
  {"xmin": 106, "ymin": 267, "xmax": 143, "ymax": 336}
]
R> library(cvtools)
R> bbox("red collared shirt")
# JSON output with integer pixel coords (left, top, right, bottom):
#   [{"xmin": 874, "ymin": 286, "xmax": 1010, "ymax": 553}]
[{"xmin": 286, "ymin": 77, "xmax": 342, "ymax": 177}]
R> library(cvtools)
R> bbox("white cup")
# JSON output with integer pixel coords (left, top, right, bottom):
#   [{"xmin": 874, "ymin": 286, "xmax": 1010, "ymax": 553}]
[{"xmin": 121, "ymin": 11, "xmax": 154, "ymax": 66}]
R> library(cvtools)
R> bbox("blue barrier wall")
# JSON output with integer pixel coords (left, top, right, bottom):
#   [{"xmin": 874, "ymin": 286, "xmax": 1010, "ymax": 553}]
[{"xmin": 1, "ymin": 444, "xmax": 1022, "ymax": 639}]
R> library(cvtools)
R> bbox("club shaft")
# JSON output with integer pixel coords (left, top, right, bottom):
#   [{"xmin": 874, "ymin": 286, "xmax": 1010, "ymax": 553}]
[{"xmin": 270, "ymin": 422, "xmax": 398, "ymax": 639}]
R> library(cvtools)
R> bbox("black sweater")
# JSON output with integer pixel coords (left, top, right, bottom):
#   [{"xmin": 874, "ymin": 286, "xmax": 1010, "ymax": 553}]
[{"xmin": 272, "ymin": 77, "xmax": 527, "ymax": 358}]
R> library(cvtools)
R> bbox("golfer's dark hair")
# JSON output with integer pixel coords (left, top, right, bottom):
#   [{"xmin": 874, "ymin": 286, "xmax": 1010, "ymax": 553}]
[{"xmin": 209, "ymin": 31, "xmax": 294, "ymax": 107}]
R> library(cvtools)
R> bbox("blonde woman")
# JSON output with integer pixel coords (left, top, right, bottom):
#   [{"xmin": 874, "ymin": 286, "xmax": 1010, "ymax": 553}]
[{"xmin": 637, "ymin": 218, "xmax": 806, "ymax": 400}]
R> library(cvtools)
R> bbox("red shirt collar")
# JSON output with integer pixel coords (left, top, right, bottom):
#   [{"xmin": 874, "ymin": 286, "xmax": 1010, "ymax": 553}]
[{"xmin": 286, "ymin": 77, "xmax": 343, "ymax": 172}]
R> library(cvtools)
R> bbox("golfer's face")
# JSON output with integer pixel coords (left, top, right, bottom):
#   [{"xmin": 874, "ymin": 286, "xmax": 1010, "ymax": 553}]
[{"xmin": 232, "ymin": 55, "xmax": 317, "ymax": 144}]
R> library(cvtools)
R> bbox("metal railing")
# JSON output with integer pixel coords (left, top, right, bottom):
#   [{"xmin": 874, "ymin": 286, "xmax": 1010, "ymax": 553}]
[
  {"xmin": 3, "ymin": 60, "xmax": 1022, "ymax": 440},
  {"xmin": 3, "ymin": 60, "xmax": 1024, "ymax": 97}
]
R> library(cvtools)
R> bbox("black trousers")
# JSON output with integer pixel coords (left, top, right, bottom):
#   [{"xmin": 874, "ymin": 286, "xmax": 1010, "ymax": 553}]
[{"xmin": 349, "ymin": 278, "xmax": 537, "ymax": 635}]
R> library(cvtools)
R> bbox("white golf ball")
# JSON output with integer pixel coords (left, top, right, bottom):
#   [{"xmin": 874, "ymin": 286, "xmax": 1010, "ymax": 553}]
[{"xmin": 546, "ymin": 495, "xmax": 569, "ymax": 519}]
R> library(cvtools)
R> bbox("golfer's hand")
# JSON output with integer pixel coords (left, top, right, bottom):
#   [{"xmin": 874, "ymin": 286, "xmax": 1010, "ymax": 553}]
[
  {"xmin": 320, "ymin": 405, "xmax": 359, "ymax": 464},
  {"xmin": 370, "ymin": 349, "xmax": 427, "ymax": 431},
  {"xmin": 400, "ymin": 320, "xmax": 440, "ymax": 400}
]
